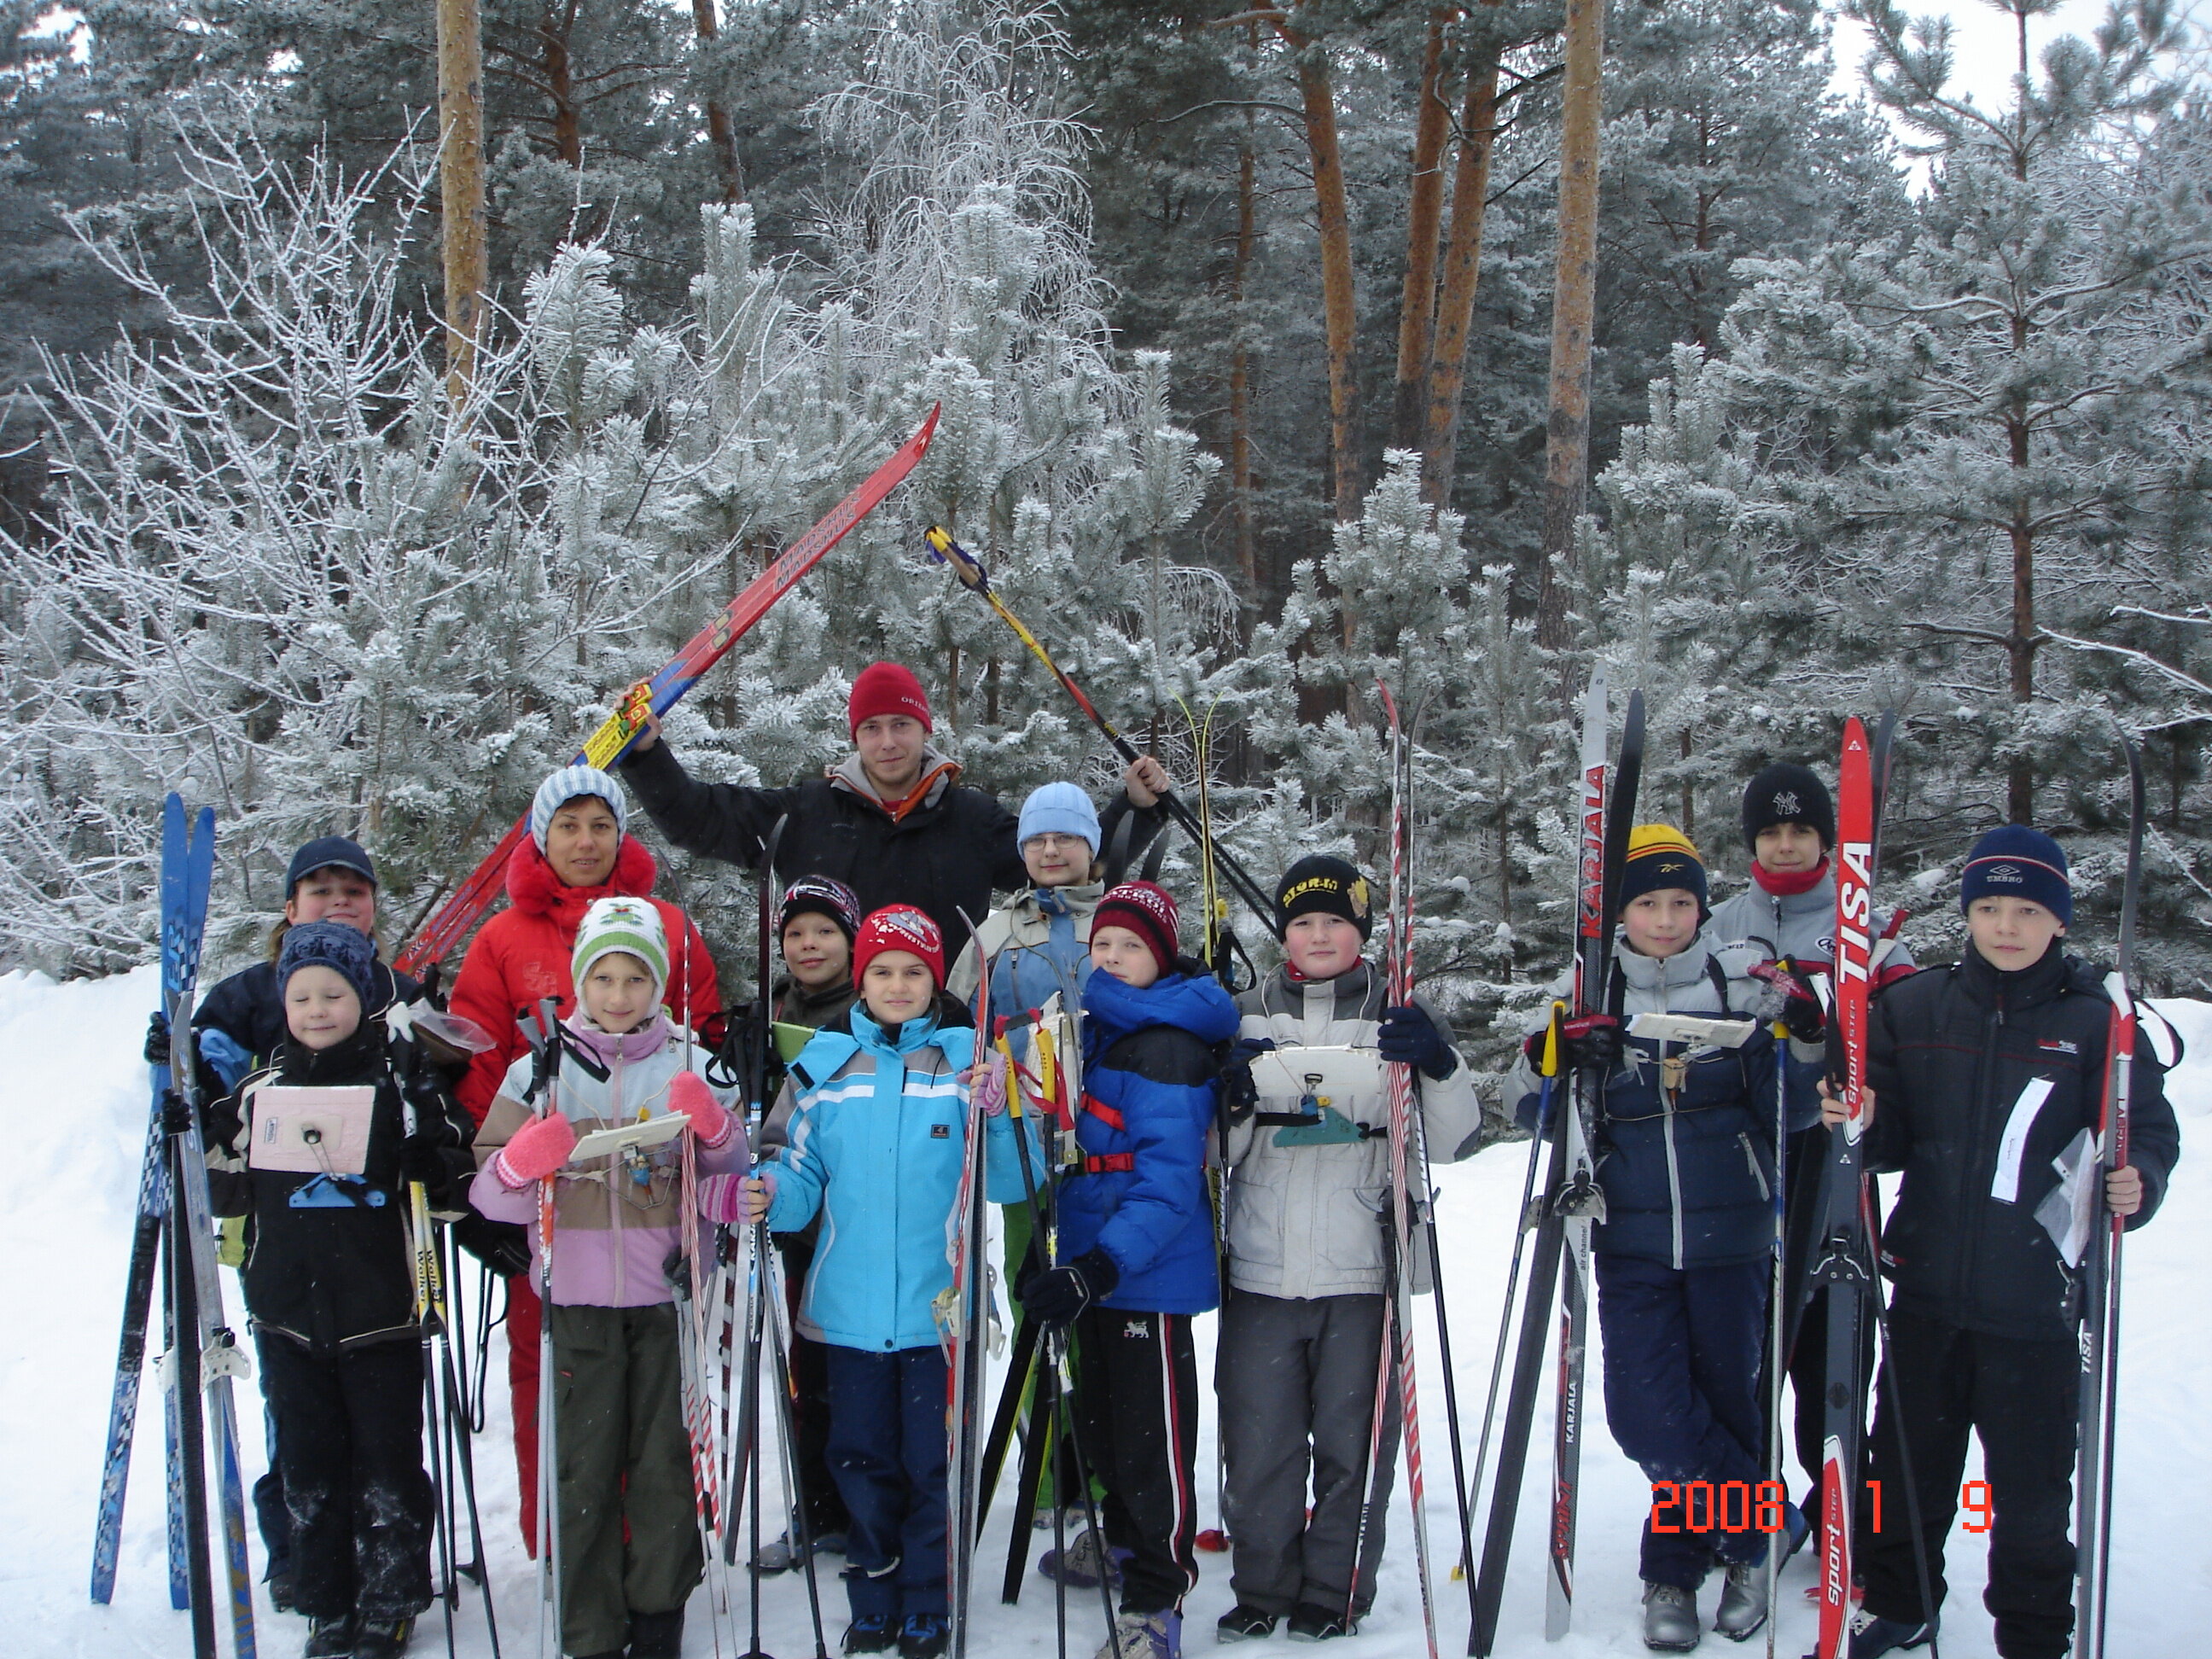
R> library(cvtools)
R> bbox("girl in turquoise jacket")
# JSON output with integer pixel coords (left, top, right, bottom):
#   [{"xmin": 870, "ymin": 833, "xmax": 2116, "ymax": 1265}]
[{"xmin": 712, "ymin": 905, "xmax": 1036, "ymax": 1658}]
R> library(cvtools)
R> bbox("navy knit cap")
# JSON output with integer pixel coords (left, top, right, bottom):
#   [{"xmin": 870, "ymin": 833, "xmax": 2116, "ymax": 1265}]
[
  {"xmin": 285, "ymin": 835, "xmax": 376, "ymax": 895},
  {"xmin": 1959, "ymin": 825, "xmax": 2072, "ymax": 927},
  {"xmin": 277, "ymin": 920, "xmax": 379, "ymax": 1011},
  {"xmin": 1741, "ymin": 762, "xmax": 1836, "ymax": 854},
  {"xmin": 1275, "ymin": 854, "xmax": 1375, "ymax": 940},
  {"xmin": 780, "ymin": 874, "xmax": 863, "ymax": 942}
]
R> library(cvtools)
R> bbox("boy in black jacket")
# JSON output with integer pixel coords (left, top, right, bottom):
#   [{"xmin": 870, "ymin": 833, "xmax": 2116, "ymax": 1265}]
[
  {"xmin": 204, "ymin": 923, "xmax": 475, "ymax": 1659},
  {"xmin": 1830, "ymin": 827, "xmax": 2179, "ymax": 1659}
]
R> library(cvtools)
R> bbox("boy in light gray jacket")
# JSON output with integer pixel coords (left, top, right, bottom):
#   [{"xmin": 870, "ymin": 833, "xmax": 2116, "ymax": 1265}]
[{"xmin": 1212, "ymin": 856, "xmax": 1483, "ymax": 1643}]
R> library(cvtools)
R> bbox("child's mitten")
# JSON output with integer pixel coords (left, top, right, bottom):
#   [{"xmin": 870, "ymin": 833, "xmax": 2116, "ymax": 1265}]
[{"xmin": 493, "ymin": 1112, "xmax": 576, "ymax": 1187}]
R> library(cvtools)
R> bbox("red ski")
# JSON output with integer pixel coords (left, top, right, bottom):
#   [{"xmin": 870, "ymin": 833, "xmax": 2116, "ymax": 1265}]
[{"xmin": 396, "ymin": 405, "xmax": 940, "ymax": 977}]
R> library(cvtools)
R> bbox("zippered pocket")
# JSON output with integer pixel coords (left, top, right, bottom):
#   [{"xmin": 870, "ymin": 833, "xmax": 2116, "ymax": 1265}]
[{"xmin": 1738, "ymin": 1133, "xmax": 1771, "ymax": 1202}]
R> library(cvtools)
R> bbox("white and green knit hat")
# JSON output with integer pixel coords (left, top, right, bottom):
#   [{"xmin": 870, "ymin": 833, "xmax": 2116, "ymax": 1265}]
[{"xmin": 572, "ymin": 896, "xmax": 669, "ymax": 993}]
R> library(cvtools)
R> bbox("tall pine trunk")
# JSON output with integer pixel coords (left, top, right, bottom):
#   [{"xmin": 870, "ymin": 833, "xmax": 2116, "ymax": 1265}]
[
  {"xmin": 690, "ymin": 0, "xmax": 744, "ymax": 203},
  {"xmin": 1534, "ymin": 0, "xmax": 1605, "ymax": 660},
  {"xmin": 1421, "ymin": 39, "xmax": 1501, "ymax": 506},
  {"xmin": 1392, "ymin": 13, "xmax": 1454, "ymax": 451},
  {"xmin": 435, "ymin": 0, "xmax": 488, "ymax": 404}
]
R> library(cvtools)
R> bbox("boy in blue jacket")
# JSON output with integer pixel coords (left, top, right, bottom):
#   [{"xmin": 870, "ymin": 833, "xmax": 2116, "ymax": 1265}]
[
  {"xmin": 1020, "ymin": 881, "xmax": 1240, "ymax": 1659},
  {"xmin": 715, "ymin": 905, "xmax": 1039, "ymax": 1659}
]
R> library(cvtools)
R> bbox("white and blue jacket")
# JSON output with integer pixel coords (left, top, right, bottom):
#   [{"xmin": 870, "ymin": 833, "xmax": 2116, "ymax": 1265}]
[{"xmin": 763, "ymin": 1004, "xmax": 1039, "ymax": 1351}]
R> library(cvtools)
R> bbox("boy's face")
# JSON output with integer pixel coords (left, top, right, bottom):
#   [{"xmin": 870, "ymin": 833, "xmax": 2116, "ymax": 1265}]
[
  {"xmin": 861, "ymin": 950, "xmax": 936, "ymax": 1024},
  {"xmin": 579, "ymin": 952, "xmax": 659, "ymax": 1033},
  {"xmin": 854, "ymin": 714, "xmax": 927, "ymax": 797},
  {"xmin": 1753, "ymin": 822, "xmax": 1825, "ymax": 876},
  {"xmin": 544, "ymin": 797, "xmax": 620, "ymax": 888},
  {"xmin": 781, "ymin": 914, "xmax": 851, "ymax": 992},
  {"xmin": 1622, "ymin": 889, "xmax": 1702, "ymax": 959},
  {"xmin": 1090, "ymin": 925, "xmax": 1161, "ymax": 989},
  {"xmin": 1022, "ymin": 831, "xmax": 1091, "ymax": 889},
  {"xmin": 285, "ymin": 866, "xmax": 376, "ymax": 933},
  {"xmin": 284, "ymin": 964, "xmax": 363, "ymax": 1049},
  {"xmin": 1967, "ymin": 897, "xmax": 2065, "ymax": 972},
  {"xmin": 1284, "ymin": 911, "xmax": 1364, "ymax": 979}
]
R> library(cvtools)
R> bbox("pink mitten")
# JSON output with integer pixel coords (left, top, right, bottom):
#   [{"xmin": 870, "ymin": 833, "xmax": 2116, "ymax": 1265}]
[
  {"xmin": 971, "ymin": 1051, "xmax": 1009, "ymax": 1117},
  {"xmin": 493, "ymin": 1112, "xmax": 576, "ymax": 1187},
  {"xmin": 696, "ymin": 1171, "xmax": 772, "ymax": 1225},
  {"xmin": 669, "ymin": 1072, "xmax": 735, "ymax": 1148}
]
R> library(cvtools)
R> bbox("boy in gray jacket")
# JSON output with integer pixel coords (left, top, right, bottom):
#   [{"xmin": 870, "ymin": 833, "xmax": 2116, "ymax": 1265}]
[{"xmin": 1212, "ymin": 855, "xmax": 1484, "ymax": 1642}]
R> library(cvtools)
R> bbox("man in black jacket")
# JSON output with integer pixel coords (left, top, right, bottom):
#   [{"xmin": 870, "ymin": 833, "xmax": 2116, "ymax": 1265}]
[
  {"xmin": 620, "ymin": 660, "xmax": 1167, "ymax": 961},
  {"xmin": 1825, "ymin": 826, "xmax": 2180, "ymax": 1659}
]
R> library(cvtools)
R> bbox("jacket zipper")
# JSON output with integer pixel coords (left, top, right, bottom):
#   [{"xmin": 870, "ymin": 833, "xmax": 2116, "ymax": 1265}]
[{"xmin": 1658, "ymin": 972, "xmax": 1686, "ymax": 1270}]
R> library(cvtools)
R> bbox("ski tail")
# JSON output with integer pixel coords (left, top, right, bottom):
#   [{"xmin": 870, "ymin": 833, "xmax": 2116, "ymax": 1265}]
[{"xmin": 396, "ymin": 407, "xmax": 939, "ymax": 978}]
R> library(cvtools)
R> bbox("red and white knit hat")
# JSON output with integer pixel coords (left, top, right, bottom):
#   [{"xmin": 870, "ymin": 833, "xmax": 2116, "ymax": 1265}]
[
  {"xmin": 1093, "ymin": 881, "xmax": 1181, "ymax": 976},
  {"xmin": 852, "ymin": 905, "xmax": 946, "ymax": 987}
]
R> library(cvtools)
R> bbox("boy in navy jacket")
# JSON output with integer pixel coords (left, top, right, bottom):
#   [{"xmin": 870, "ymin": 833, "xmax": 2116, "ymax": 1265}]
[{"xmin": 1020, "ymin": 882, "xmax": 1238, "ymax": 1659}]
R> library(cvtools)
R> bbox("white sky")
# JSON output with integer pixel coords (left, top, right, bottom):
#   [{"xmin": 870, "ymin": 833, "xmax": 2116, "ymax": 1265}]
[{"xmin": 1825, "ymin": 0, "xmax": 2206, "ymax": 111}]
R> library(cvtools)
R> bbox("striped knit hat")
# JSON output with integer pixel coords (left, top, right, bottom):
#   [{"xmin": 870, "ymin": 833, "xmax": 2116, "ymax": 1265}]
[
  {"xmin": 530, "ymin": 764, "xmax": 630, "ymax": 852},
  {"xmin": 1094, "ymin": 881, "xmax": 1182, "ymax": 976},
  {"xmin": 572, "ymin": 896, "xmax": 669, "ymax": 992},
  {"xmin": 1959, "ymin": 825, "xmax": 2071, "ymax": 926},
  {"xmin": 853, "ymin": 905, "xmax": 946, "ymax": 987},
  {"xmin": 1618, "ymin": 824, "xmax": 1708, "ymax": 917}
]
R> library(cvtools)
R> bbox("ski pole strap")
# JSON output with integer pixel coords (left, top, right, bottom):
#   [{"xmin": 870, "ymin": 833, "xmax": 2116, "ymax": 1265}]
[
  {"xmin": 1080, "ymin": 1093, "xmax": 1123, "ymax": 1132},
  {"xmin": 1070, "ymin": 1153, "xmax": 1136, "ymax": 1176}
]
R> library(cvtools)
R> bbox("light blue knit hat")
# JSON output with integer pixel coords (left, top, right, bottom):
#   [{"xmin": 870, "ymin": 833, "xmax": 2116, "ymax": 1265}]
[
  {"xmin": 530, "ymin": 765, "xmax": 629, "ymax": 852},
  {"xmin": 1018, "ymin": 781, "xmax": 1101, "ymax": 855}
]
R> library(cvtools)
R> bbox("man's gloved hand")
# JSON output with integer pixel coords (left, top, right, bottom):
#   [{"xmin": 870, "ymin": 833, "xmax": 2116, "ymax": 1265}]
[
  {"xmin": 1018, "ymin": 1248, "xmax": 1120, "ymax": 1327},
  {"xmin": 451, "ymin": 1213, "xmax": 532, "ymax": 1278},
  {"xmin": 144, "ymin": 1011, "xmax": 172, "ymax": 1068},
  {"xmin": 1524, "ymin": 1013, "xmax": 1622, "ymax": 1075},
  {"xmin": 1378, "ymin": 1004, "xmax": 1458, "ymax": 1080},
  {"xmin": 1220, "ymin": 1036, "xmax": 1276, "ymax": 1122}
]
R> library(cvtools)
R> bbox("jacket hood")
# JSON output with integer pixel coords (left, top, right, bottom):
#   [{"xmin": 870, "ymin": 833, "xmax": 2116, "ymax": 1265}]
[
  {"xmin": 1616, "ymin": 934, "xmax": 1716, "ymax": 994},
  {"xmin": 504, "ymin": 832, "xmax": 659, "ymax": 920},
  {"xmin": 1269, "ymin": 959, "xmax": 1377, "ymax": 1002},
  {"xmin": 826, "ymin": 749, "xmax": 961, "ymax": 820},
  {"xmin": 1084, "ymin": 964, "xmax": 1240, "ymax": 1045},
  {"xmin": 1954, "ymin": 936, "xmax": 2073, "ymax": 1010},
  {"xmin": 563, "ymin": 1010, "xmax": 676, "ymax": 1069}
]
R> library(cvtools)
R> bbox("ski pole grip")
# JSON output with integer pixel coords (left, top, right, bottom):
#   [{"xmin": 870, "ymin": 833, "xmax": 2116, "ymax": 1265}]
[{"xmin": 1541, "ymin": 1000, "xmax": 1568, "ymax": 1079}]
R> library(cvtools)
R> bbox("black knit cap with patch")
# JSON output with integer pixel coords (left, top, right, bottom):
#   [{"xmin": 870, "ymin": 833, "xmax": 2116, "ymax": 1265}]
[
  {"xmin": 1275, "ymin": 853, "xmax": 1375, "ymax": 941},
  {"xmin": 1741, "ymin": 761, "xmax": 1836, "ymax": 854}
]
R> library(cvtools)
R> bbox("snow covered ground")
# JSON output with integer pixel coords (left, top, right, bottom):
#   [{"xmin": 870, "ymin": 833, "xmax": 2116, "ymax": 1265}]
[{"xmin": 3, "ymin": 965, "xmax": 2205, "ymax": 1658}]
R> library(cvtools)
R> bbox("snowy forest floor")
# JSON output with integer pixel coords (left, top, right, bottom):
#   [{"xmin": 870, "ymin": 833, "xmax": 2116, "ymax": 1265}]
[{"xmin": 4, "ymin": 967, "xmax": 2205, "ymax": 1658}]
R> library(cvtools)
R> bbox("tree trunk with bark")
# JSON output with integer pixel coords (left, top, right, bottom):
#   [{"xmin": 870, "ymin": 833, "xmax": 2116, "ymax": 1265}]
[
  {"xmin": 1421, "ymin": 39, "xmax": 1501, "ymax": 506},
  {"xmin": 1392, "ymin": 12, "xmax": 1454, "ymax": 451},
  {"xmin": 690, "ymin": 0, "xmax": 743, "ymax": 202},
  {"xmin": 435, "ymin": 0, "xmax": 489, "ymax": 405}
]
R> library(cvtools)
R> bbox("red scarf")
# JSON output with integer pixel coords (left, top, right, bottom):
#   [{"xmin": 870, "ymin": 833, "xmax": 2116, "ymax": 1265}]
[{"xmin": 1751, "ymin": 855, "xmax": 1829, "ymax": 898}]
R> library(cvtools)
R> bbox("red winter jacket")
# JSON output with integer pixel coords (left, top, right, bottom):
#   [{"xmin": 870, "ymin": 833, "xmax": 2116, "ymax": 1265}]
[{"xmin": 448, "ymin": 835, "xmax": 722, "ymax": 1124}]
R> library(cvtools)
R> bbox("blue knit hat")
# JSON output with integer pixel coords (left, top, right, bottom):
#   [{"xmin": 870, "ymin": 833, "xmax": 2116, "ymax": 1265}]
[
  {"xmin": 529, "ymin": 765, "xmax": 629, "ymax": 853},
  {"xmin": 1017, "ymin": 782, "xmax": 1101, "ymax": 856},
  {"xmin": 1960, "ymin": 826, "xmax": 2071, "ymax": 927},
  {"xmin": 278, "ymin": 921, "xmax": 378, "ymax": 1011}
]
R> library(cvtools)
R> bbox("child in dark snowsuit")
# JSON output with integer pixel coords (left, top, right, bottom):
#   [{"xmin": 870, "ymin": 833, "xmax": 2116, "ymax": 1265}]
[
  {"xmin": 1020, "ymin": 881, "xmax": 1240, "ymax": 1659},
  {"xmin": 1839, "ymin": 826, "xmax": 2179, "ymax": 1659},
  {"xmin": 1507, "ymin": 827, "xmax": 1823, "ymax": 1650},
  {"xmin": 202, "ymin": 922, "xmax": 475, "ymax": 1659}
]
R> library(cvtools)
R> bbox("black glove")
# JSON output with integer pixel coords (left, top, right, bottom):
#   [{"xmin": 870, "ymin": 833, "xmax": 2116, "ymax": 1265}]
[
  {"xmin": 1780, "ymin": 987, "xmax": 1826, "ymax": 1044},
  {"xmin": 1524, "ymin": 1013, "xmax": 1622, "ymax": 1075},
  {"xmin": 160, "ymin": 1088, "xmax": 194, "ymax": 1137},
  {"xmin": 451, "ymin": 1213, "xmax": 533, "ymax": 1279},
  {"xmin": 144, "ymin": 1011, "xmax": 172, "ymax": 1068},
  {"xmin": 1220, "ymin": 1036, "xmax": 1276, "ymax": 1121},
  {"xmin": 1018, "ymin": 1248, "xmax": 1120, "ymax": 1326},
  {"xmin": 396, "ymin": 1130, "xmax": 451, "ymax": 1186},
  {"xmin": 1378, "ymin": 1004, "xmax": 1458, "ymax": 1080}
]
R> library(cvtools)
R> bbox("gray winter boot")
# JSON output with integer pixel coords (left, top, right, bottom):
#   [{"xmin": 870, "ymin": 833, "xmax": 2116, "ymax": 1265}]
[
  {"xmin": 1712, "ymin": 1563, "xmax": 1767, "ymax": 1641},
  {"xmin": 1641, "ymin": 1581, "xmax": 1701, "ymax": 1652}
]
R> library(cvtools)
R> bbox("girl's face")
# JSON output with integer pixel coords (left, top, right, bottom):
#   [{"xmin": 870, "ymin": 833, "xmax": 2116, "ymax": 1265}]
[
  {"xmin": 1284, "ymin": 911, "xmax": 1364, "ymax": 980},
  {"xmin": 284, "ymin": 964, "xmax": 363, "ymax": 1049},
  {"xmin": 544, "ymin": 797, "xmax": 621, "ymax": 888},
  {"xmin": 861, "ymin": 951, "xmax": 936, "ymax": 1025},
  {"xmin": 285, "ymin": 866, "xmax": 376, "ymax": 933},
  {"xmin": 579, "ymin": 952, "xmax": 659, "ymax": 1033},
  {"xmin": 781, "ymin": 913, "xmax": 852, "ymax": 992},
  {"xmin": 1621, "ymin": 889, "xmax": 1703, "ymax": 959},
  {"xmin": 1967, "ymin": 897, "xmax": 2065, "ymax": 972},
  {"xmin": 1754, "ymin": 822, "xmax": 1825, "ymax": 876},
  {"xmin": 1022, "ymin": 831, "xmax": 1092, "ymax": 889},
  {"xmin": 1090, "ymin": 925, "xmax": 1161, "ymax": 989}
]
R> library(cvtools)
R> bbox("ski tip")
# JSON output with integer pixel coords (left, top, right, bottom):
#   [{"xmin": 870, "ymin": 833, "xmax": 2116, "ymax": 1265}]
[{"xmin": 916, "ymin": 401, "xmax": 942, "ymax": 445}]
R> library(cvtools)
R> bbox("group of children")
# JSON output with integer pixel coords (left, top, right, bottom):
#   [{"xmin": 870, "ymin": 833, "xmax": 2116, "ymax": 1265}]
[{"xmin": 173, "ymin": 737, "xmax": 2178, "ymax": 1659}]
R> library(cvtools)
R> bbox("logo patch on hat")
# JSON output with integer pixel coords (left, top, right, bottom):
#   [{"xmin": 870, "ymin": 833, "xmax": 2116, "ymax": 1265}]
[
  {"xmin": 1987, "ymin": 864, "xmax": 2024, "ymax": 885},
  {"xmin": 1773, "ymin": 789, "xmax": 1802, "ymax": 818},
  {"xmin": 1281, "ymin": 872, "xmax": 1369, "ymax": 919},
  {"xmin": 875, "ymin": 908, "xmax": 941, "ymax": 954}
]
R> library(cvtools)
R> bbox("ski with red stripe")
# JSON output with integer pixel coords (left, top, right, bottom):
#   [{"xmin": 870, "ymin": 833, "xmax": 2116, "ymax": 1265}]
[
  {"xmin": 1813, "ymin": 719, "xmax": 1876, "ymax": 1659},
  {"xmin": 2074, "ymin": 726, "xmax": 2144, "ymax": 1659},
  {"xmin": 396, "ymin": 405, "xmax": 940, "ymax": 979},
  {"xmin": 945, "ymin": 907, "xmax": 993, "ymax": 1658}
]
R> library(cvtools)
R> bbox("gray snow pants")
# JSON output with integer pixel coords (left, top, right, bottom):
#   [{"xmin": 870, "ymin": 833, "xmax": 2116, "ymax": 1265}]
[{"xmin": 1215, "ymin": 1289, "xmax": 1398, "ymax": 1618}]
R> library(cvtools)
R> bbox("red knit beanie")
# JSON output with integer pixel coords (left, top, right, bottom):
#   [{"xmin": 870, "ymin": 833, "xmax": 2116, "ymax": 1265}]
[
  {"xmin": 848, "ymin": 661, "xmax": 933, "ymax": 735},
  {"xmin": 853, "ymin": 905, "xmax": 946, "ymax": 987},
  {"xmin": 1093, "ymin": 882, "xmax": 1181, "ymax": 977}
]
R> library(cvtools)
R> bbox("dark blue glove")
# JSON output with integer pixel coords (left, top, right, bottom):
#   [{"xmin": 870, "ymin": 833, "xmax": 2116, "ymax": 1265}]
[
  {"xmin": 1018, "ymin": 1248, "xmax": 1119, "ymax": 1326},
  {"xmin": 1220, "ymin": 1036, "xmax": 1276, "ymax": 1121},
  {"xmin": 1378, "ymin": 1004, "xmax": 1458, "ymax": 1080},
  {"xmin": 144, "ymin": 1011, "xmax": 172, "ymax": 1067}
]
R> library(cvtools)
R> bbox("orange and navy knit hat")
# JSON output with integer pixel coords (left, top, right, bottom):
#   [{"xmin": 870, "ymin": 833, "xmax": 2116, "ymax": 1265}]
[
  {"xmin": 1093, "ymin": 881, "xmax": 1182, "ymax": 977},
  {"xmin": 852, "ymin": 905, "xmax": 946, "ymax": 987},
  {"xmin": 1618, "ymin": 824, "xmax": 1708, "ymax": 917}
]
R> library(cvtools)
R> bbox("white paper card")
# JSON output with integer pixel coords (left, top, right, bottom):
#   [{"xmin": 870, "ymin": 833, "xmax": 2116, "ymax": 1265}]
[
  {"xmin": 568, "ymin": 1113, "xmax": 689, "ymax": 1165},
  {"xmin": 1249, "ymin": 1045, "xmax": 1385, "ymax": 1108},
  {"xmin": 1991, "ymin": 1076, "xmax": 2058, "ymax": 1204},
  {"xmin": 1627, "ymin": 1013, "xmax": 1758, "ymax": 1049},
  {"xmin": 247, "ymin": 1085, "xmax": 377, "ymax": 1175}
]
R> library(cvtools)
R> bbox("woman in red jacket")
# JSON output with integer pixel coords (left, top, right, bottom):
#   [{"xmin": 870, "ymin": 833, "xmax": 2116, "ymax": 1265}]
[{"xmin": 445, "ymin": 763, "xmax": 720, "ymax": 1554}]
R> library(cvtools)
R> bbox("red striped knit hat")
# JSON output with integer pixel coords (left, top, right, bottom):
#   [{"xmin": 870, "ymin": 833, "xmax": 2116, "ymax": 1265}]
[
  {"xmin": 852, "ymin": 905, "xmax": 946, "ymax": 987},
  {"xmin": 1093, "ymin": 881, "xmax": 1181, "ymax": 976}
]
